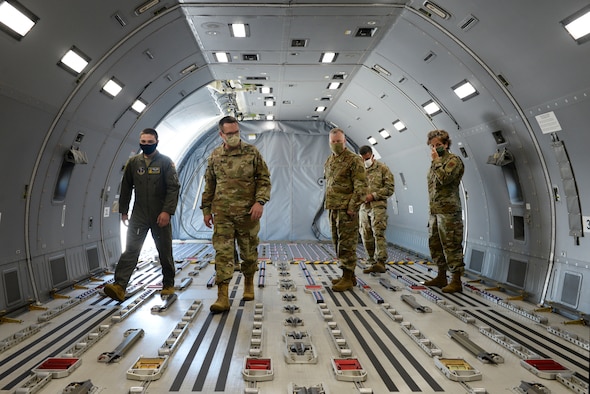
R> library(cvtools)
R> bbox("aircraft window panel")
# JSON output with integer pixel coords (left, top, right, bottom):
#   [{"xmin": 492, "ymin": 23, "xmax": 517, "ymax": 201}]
[
  {"xmin": 469, "ymin": 249, "xmax": 485, "ymax": 272},
  {"xmin": 52, "ymin": 160, "xmax": 75, "ymax": 203},
  {"xmin": 2, "ymin": 268, "xmax": 22, "ymax": 305},
  {"xmin": 513, "ymin": 215, "xmax": 525, "ymax": 241},
  {"xmin": 560, "ymin": 272, "xmax": 581, "ymax": 307},
  {"xmin": 501, "ymin": 163, "xmax": 524, "ymax": 205},
  {"xmin": 49, "ymin": 255, "xmax": 68, "ymax": 287},
  {"xmin": 506, "ymin": 259, "xmax": 527, "ymax": 288}
]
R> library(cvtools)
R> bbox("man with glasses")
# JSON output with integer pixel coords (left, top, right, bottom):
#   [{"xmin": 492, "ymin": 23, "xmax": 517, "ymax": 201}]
[{"xmin": 201, "ymin": 116, "xmax": 271, "ymax": 313}]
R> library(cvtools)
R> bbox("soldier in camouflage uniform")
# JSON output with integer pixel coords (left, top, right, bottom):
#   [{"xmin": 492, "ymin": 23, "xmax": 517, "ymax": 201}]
[
  {"xmin": 104, "ymin": 128, "xmax": 180, "ymax": 302},
  {"xmin": 201, "ymin": 116, "xmax": 271, "ymax": 313},
  {"xmin": 324, "ymin": 128, "xmax": 368, "ymax": 292},
  {"xmin": 424, "ymin": 129, "xmax": 465, "ymax": 293},
  {"xmin": 358, "ymin": 146, "xmax": 395, "ymax": 274}
]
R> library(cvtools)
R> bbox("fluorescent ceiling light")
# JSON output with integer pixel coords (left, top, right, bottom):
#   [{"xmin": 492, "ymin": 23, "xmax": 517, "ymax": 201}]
[
  {"xmin": 102, "ymin": 78, "xmax": 123, "ymax": 97},
  {"xmin": 247, "ymin": 133, "xmax": 256, "ymax": 140},
  {"xmin": 562, "ymin": 6, "xmax": 590, "ymax": 42},
  {"xmin": 452, "ymin": 80, "xmax": 478, "ymax": 100},
  {"xmin": 0, "ymin": 1, "xmax": 37, "ymax": 38},
  {"xmin": 230, "ymin": 23, "xmax": 248, "ymax": 37},
  {"xmin": 392, "ymin": 120, "xmax": 407, "ymax": 132},
  {"xmin": 315, "ymin": 106, "xmax": 326, "ymax": 112},
  {"xmin": 260, "ymin": 86, "xmax": 272, "ymax": 94},
  {"xmin": 59, "ymin": 47, "xmax": 90, "ymax": 74},
  {"xmin": 367, "ymin": 136, "xmax": 377, "ymax": 145},
  {"xmin": 265, "ymin": 99, "xmax": 275, "ymax": 107},
  {"xmin": 346, "ymin": 100, "xmax": 358, "ymax": 108},
  {"xmin": 131, "ymin": 99, "xmax": 147, "ymax": 113},
  {"xmin": 327, "ymin": 82, "xmax": 342, "ymax": 90},
  {"xmin": 378, "ymin": 129, "xmax": 391, "ymax": 139},
  {"xmin": 422, "ymin": 100, "xmax": 441, "ymax": 116},
  {"xmin": 214, "ymin": 52, "xmax": 230, "ymax": 63},
  {"xmin": 372, "ymin": 64, "xmax": 391, "ymax": 76},
  {"xmin": 320, "ymin": 52, "xmax": 338, "ymax": 63},
  {"xmin": 266, "ymin": 114, "xmax": 274, "ymax": 120}
]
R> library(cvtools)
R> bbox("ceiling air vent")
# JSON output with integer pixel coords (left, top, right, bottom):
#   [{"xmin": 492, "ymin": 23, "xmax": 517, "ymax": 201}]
[
  {"xmin": 246, "ymin": 76, "xmax": 268, "ymax": 80},
  {"xmin": 423, "ymin": 51, "xmax": 436, "ymax": 63},
  {"xmin": 243, "ymin": 54, "xmax": 259, "ymax": 61},
  {"xmin": 459, "ymin": 14, "xmax": 479, "ymax": 31},
  {"xmin": 332, "ymin": 74, "xmax": 346, "ymax": 80},
  {"xmin": 282, "ymin": 100, "xmax": 292, "ymax": 104},
  {"xmin": 355, "ymin": 27, "xmax": 377, "ymax": 37},
  {"xmin": 291, "ymin": 39, "xmax": 308, "ymax": 47}
]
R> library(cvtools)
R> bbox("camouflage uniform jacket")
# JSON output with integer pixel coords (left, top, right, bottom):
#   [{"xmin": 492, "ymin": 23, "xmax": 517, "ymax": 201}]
[
  {"xmin": 324, "ymin": 148, "xmax": 367, "ymax": 211},
  {"xmin": 428, "ymin": 151, "xmax": 464, "ymax": 214},
  {"xmin": 362, "ymin": 160, "xmax": 394, "ymax": 209},
  {"xmin": 119, "ymin": 151, "xmax": 180, "ymax": 218},
  {"xmin": 201, "ymin": 141, "xmax": 271, "ymax": 216}
]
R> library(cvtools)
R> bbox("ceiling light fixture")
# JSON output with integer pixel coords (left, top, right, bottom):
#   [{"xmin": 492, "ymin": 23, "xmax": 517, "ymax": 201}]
[
  {"xmin": 214, "ymin": 52, "xmax": 230, "ymax": 63},
  {"xmin": 58, "ymin": 46, "xmax": 90, "ymax": 75},
  {"xmin": 131, "ymin": 99, "xmax": 147, "ymax": 113},
  {"xmin": 0, "ymin": 0, "xmax": 38, "ymax": 39},
  {"xmin": 135, "ymin": 0, "xmax": 160, "ymax": 15},
  {"xmin": 371, "ymin": 64, "xmax": 391, "ymax": 76},
  {"xmin": 378, "ymin": 129, "xmax": 391, "ymax": 139},
  {"xmin": 423, "ymin": 1, "xmax": 450, "ymax": 20},
  {"xmin": 266, "ymin": 114, "xmax": 274, "ymax": 120},
  {"xmin": 561, "ymin": 5, "xmax": 590, "ymax": 44},
  {"xmin": 320, "ymin": 52, "xmax": 338, "ymax": 63},
  {"xmin": 315, "ymin": 106, "xmax": 326, "ymax": 112},
  {"xmin": 392, "ymin": 120, "xmax": 407, "ymax": 132},
  {"xmin": 180, "ymin": 64, "xmax": 198, "ymax": 74},
  {"xmin": 101, "ymin": 77, "xmax": 123, "ymax": 98},
  {"xmin": 260, "ymin": 86, "xmax": 272, "ymax": 94},
  {"xmin": 452, "ymin": 79, "xmax": 479, "ymax": 101},
  {"xmin": 422, "ymin": 100, "xmax": 441, "ymax": 116},
  {"xmin": 367, "ymin": 136, "xmax": 378, "ymax": 145},
  {"xmin": 264, "ymin": 99, "xmax": 275, "ymax": 107},
  {"xmin": 229, "ymin": 23, "xmax": 249, "ymax": 37},
  {"xmin": 327, "ymin": 82, "xmax": 342, "ymax": 90},
  {"xmin": 346, "ymin": 100, "xmax": 358, "ymax": 108}
]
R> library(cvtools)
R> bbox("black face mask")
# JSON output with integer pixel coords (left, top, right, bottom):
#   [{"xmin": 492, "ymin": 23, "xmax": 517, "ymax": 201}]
[{"xmin": 140, "ymin": 143, "xmax": 157, "ymax": 155}]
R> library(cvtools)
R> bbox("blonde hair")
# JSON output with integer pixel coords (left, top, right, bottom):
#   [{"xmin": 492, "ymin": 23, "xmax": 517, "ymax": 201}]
[
  {"xmin": 427, "ymin": 129, "xmax": 451, "ymax": 148},
  {"xmin": 329, "ymin": 128, "xmax": 345, "ymax": 137}
]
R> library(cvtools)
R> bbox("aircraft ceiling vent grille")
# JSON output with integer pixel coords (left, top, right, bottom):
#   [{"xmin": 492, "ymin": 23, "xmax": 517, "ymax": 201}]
[
  {"xmin": 459, "ymin": 14, "xmax": 479, "ymax": 31},
  {"xmin": 246, "ymin": 76, "xmax": 268, "ymax": 80},
  {"xmin": 355, "ymin": 27, "xmax": 377, "ymax": 37},
  {"xmin": 291, "ymin": 39, "xmax": 308, "ymax": 47},
  {"xmin": 243, "ymin": 54, "xmax": 259, "ymax": 61}
]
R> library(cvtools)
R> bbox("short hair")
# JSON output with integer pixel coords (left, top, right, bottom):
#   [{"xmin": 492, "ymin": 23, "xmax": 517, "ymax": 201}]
[
  {"xmin": 359, "ymin": 145, "xmax": 373, "ymax": 156},
  {"xmin": 141, "ymin": 128, "xmax": 158, "ymax": 140},
  {"xmin": 219, "ymin": 115, "xmax": 238, "ymax": 129},
  {"xmin": 329, "ymin": 127, "xmax": 345, "ymax": 137},
  {"xmin": 427, "ymin": 129, "xmax": 451, "ymax": 148}
]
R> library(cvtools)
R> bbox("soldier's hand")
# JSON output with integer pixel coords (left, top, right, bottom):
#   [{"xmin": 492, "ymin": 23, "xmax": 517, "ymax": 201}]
[
  {"xmin": 121, "ymin": 214, "xmax": 129, "ymax": 227},
  {"xmin": 365, "ymin": 193, "xmax": 374, "ymax": 203},
  {"xmin": 204, "ymin": 214, "xmax": 214, "ymax": 228},
  {"xmin": 157, "ymin": 212, "xmax": 171, "ymax": 227},
  {"xmin": 347, "ymin": 209, "xmax": 356, "ymax": 217},
  {"xmin": 250, "ymin": 202, "xmax": 264, "ymax": 221}
]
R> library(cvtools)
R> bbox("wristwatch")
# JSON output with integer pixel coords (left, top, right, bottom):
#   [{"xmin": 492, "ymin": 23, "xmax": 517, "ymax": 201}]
[{"xmin": 257, "ymin": 200, "xmax": 266, "ymax": 206}]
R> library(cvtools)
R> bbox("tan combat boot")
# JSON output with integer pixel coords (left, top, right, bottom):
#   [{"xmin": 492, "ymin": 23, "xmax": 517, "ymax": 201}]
[
  {"xmin": 332, "ymin": 269, "xmax": 355, "ymax": 292},
  {"xmin": 331, "ymin": 273, "xmax": 357, "ymax": 286},
  {"xmin": 160, "ymin": 285, "xmax": 175, "ymax": 296},
  {"xmin": 210, "ymin": 282, "xmax": 230, "ymax": 313},
  {"xmin": 424, "ymin": 269, "xmax": 448, "ymax": 288},
  {"xmin": 104, "ymin": 283, "xmax": 126, "ymax": 302},
  {"xmin": 442, "ymin": 272, "xmax": 463, "ymax": 293},
  {"xmin": 242, "ymin": 275, "xmax": 254, "ymax": 301},
  {"xmin": 363, "ymin": 262, "xmax": 386, "ymax": 274}
]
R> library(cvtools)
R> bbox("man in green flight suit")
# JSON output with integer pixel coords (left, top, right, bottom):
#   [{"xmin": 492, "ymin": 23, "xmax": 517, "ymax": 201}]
[
  {"xmin": 358, "ymin": 145, "xmax": 395, "ymax": 274},
  {"xmin": 324, "ymin": 128, "xmax": 368, "ymax": 291},
  {"xmin": 201, "ymin": 116, "xmax": 271, "ymax": 313},
  {"xmin": 104, "ymin": 128, "xmax": 180, "ymax": 302}
]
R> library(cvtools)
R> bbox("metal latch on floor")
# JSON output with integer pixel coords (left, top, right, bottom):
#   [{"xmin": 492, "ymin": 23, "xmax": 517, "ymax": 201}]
[
  {"xmin": 434, "ymin": 357, "xmax": 482, "ymax": 382},
  {"xmin": 401, "ymin": 294, "xmax": 432, "ymax": 313},
  {"xmin": 448, "ymin": 329, "xmax": 504, "ymax": 364},
  {"xmin": 98, "ymin": 328, "xmax": 144, "ymax": 363}
]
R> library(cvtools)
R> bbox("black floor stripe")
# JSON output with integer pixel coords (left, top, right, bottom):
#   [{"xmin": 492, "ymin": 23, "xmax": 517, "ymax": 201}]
[
  {"xmin": 468, "ymin": 310, "xmax": 588, "ymax": 379},
  {"xmin": 192, "ymin": 312, "xmax": 231, "ymax": 390},
  {"xmin": 215, "ymin": 309, "xmax": 243, "ymax": 391},
  {"xmin": 364, "ymin": 310, "xmax": 445, "ymax": 392},
  {"xmin": 323, "ymin": 282, "xmax": 342, "ymax": 307},
  {"xmin": 340, "ymin": 310, "xmax": 399, "ymax": 392},
  {"xmin": 169, "ymin": 313, "xmax": 215, "ymax": 391},
  {"xmin": 2, "ymin": 308, "xmax": 111, "ymax": 390}
]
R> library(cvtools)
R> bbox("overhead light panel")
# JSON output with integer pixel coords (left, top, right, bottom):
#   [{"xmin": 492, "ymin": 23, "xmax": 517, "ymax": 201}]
[
  {"xmin": 260, "ymin": 86, "xmax": 272, "ymax": 94},
  {"xmin": 367, "ymin": 136, "xmax": 377, "ymax": 145},
  {"xmin": 0, "ymin": 0, "xmax": 38, "ymax": 39},
  {"xmin": 180, "ymin": 64, "xmax": 198, "ymax": 74},
  {"xmin": 422, "ymin": 100, "xmax": 441, "ymax": 116},
  {"xmin": 58, "ymin": 46, "xmax": 90, "ymax": 75},
  {"xmin": 131, "ymin": 99, "xmax": 147, "ymax": 113},
  {"xmin": 392, "ymin": 120, "xmax": 407, "ymax": 132},
  {"xmin": 423, "ymin": 1, "xmax": 450, "ymax": 20},
  {"xmin": 378, "ymin": 129, "xmax": 391, "ymax": 139},
  {"xmin": 265, "ymin": 99, "xmax": 275, "ymax": 107},
  {"xmin": 346, "ymin": 100, "xmax": 358, "ymax": 108},
  {"xmin": 561, "ymin": 5, "xmax": 590, "ymax": 43},
  {"xmin": 315, "ymin": 106, "xmax": 326, "ymax": 112},
  {"xmin": 327, "ymin": 82, "xmax": 342, "ymax": 90},
  {"xmin": 230, "ymin": 23, "xmax": 249, "ymax": 37},
  {"xmin": 135, "ymin": 0, "xmax": 160, "ymax": 15},
  {"xmin": 266, "ymin": 114, "xmax": 274, "ymax": 120},
  {"xmin": 101, "ymin": 77, "xmax": 123, "ymax": 98},
  {"xmin": 214, "ymin": 52, "xmax": 230, "ymax": 63},
  {"xmin": 452, "ymin": 79, "xmax": 479, "ymax": 101},
  {"xmin": 247, "ymin": 134, "xmax": 257, "ymax": 141},
  {"xmin": 320, "ymin": 52, "xmax": 338, "ymax": 63},
  {"xmin": 371, "ymin": 64, "xmax": 391, "ymax": 76}
]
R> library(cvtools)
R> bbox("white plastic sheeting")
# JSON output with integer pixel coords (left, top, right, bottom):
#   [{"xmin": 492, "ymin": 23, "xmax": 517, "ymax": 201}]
[{"xmin": 172, "ymin": 121, "xmax": 361, "ymax": 241}]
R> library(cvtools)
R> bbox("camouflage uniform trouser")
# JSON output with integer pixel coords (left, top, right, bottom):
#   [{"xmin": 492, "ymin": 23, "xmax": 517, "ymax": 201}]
[
  {"xmin": 212, "ymin": 212, "xmax": 260, "ymax": 284},
  {"xmin": 428, "ymin": 212, "xmax": 465, "ymax": 274},
  {"xmin": 359, "ymin": 205, "xmax": 388, "ymax": 264},
  {"xmin": 329, "ymin": 209, "xmax": 359, "ymax": 271},
  {"xmin": 115, "ymin": 215, "xmax": 175, "ymax": 289}
]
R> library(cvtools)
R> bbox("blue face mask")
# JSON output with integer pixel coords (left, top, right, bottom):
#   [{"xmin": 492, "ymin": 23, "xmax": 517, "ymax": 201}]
[{"xmin": 140, "ymin": 143, "xmax": 157, "ymax": 155}]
